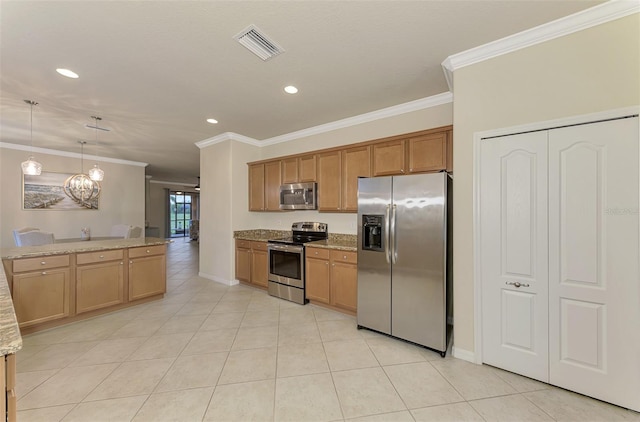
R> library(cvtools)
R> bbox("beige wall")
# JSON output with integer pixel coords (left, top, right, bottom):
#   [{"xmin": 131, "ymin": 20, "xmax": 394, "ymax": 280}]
[
  {"xmin": 198, "ymin": 102, "xmax": 453, "ymax": 284},
  {"xmin": 0, "ymin": 146, "xmax": 145, "ymax": 248},
  {"xmin": 452, "ymin": 15, "xmax": 640, "ymax": 356},
  {"xmin": 198, "ymin": 139, "xmax": 261, "ymax": 283}
]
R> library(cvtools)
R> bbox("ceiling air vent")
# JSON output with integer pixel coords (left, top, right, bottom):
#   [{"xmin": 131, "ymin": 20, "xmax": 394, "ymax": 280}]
[{"xmin": 233, "ymin": 25, "xmax": 284, "ymax": 61}]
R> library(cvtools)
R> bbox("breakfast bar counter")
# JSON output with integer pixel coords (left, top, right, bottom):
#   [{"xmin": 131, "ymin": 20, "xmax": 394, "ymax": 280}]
[{"xmin": 1, "ymin": 237, "xmax": 169, "ymax": 335}]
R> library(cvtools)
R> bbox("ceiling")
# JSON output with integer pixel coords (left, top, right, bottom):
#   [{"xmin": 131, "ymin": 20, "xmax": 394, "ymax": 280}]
[{"xmin": 0, "ymin": 1, "xmax": 603, "ymax": 184}]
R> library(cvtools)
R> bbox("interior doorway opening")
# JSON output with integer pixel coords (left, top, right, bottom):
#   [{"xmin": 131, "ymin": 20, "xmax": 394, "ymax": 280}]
[{"xmin": 169, "ymin": 191, "xmax": 199, "ymax": 238}]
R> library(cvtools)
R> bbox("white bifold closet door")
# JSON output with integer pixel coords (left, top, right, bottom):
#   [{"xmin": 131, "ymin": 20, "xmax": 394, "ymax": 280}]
[
  {"xmin": 480, "ymin": 131, "xmax": 549, "ymax": 382},
  {"xmin": 547, "ymin": 118, "xmax": 639, "ymax": 411},
  {"xmin": 480, "ymin": 116, "xmax": 639, "ymax": 412}
]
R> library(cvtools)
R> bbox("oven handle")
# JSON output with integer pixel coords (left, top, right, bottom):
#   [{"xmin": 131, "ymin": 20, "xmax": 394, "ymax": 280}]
[{"xmin": 268, "ymin": 244, "xmax": 304, "ymax": 253}]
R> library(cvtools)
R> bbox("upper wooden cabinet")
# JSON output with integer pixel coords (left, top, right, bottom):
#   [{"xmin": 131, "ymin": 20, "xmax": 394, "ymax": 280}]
[
  {"xmin": 317, "ymin": 151, "xmax": 342, "ymax": 211},
  {"xmin": 372, "ymin": 139, "xmax": 407, "ymax": 176},
  {"xmin": 249, "ymin": 163, "xmax": 265, "ymax": 211},
  {"xmin": 249, "ymin": 161, "xmax": 282, "ymax": 211},
  {"xmin": 408, "ymin": 132, "xmax": 447, "ymax": 173},
  {"xmin": 341, "ymin": 146, "xmax": 371, "ymax": 212},
  {"xmin": 281, "ymin": 157, "xmax": 298, "ymax": 184},
  {"xmin": 299, "ymin": 154, "xmax": 317, "ymax": 182},
  {"xmin": 247, "ymin": 126, "xmax": 452, "ymax": 212},
  {"xmin": 264, "ymin": 161, "xmax": 282, "ymax": 211}
]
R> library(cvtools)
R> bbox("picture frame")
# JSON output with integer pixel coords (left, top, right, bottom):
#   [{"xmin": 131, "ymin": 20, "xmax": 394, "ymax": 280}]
[{"xmin": 23, "ymin": 171, "xmax": 100, "ymax": 210}]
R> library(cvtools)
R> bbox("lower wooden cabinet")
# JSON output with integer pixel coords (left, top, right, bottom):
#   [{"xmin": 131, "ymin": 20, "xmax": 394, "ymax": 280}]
[
  {"xmin": 129, "ymin": 245, "xmax": 167, "ymax": 301},
  {"xmin": 305, "ymin": 247, "xmax": 357, "ymax": 314},
  {"xmin": 76, "ymin": 250, "xmax": 124, "ymax": 314},
  {"xmin": 2, "ymin": 353, "xmax": 17, "ymax": 422},
  {"xmin": 12, "ymin": 266, "xmax": 70, "ymax": 328},
  {"xmin": 235, "ymin": 240, "xmax": 269, "ymax": 289}
]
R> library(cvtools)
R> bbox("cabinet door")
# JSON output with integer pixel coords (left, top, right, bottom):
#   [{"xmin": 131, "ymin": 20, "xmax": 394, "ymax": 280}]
[
  {"xmin": 342, "ymin": 146, "xmax": 371, "ymax": 212},
  {"xmin": 264, "ymin": 161, "xmax": 282, "ymax": 211},
  {"xmin": 281, "ymin": 157, "xmax": 299, "ymax": 184},
  {"xmin": 306, "ymin": 257, "xmax": 330, "ymax": 304},
  {"xmin": 408, "ymin": 132, "xmax": 447, "ymax": 173},
  {"xmin": 249, "ymin": 163, "xmax": 265, "ymax": 211},
  {"xmin": 330, "ymin": 261, "xmax": 358, "ymax": 313},
  {"xmin": 251, "ymin": 248, "xmax": 268, "ymax": 288},
  {"xmin": 129, "ymin": 255, "xmax": 166, "ymax": 301},
  {"xmin": 372, "ymin": 139, "xmax": 406, "ymax": 176},
  {"xmin": 12, "ymin": 268, "xmax": 70, "ymax": 327},
  {"xmin": 235, "ymin": 246, "xmax": 251, "ymax": 282},
  {"xmin": 317, "ymin": 151, "xmax": 342, "ymax": 211},
  {"xmin": 299, "ymin": 154, "xmax": 317, "ymax": 182},
  {"xmin": 76, "ymin": 261, "xmax": 125, "ymax": 313}
]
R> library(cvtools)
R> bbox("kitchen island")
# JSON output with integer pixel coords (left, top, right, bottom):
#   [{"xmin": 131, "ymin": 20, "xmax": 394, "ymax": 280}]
[
  {"xmin": 1, "ymin": 237, "xmax": 168, "ymax": 335},
  {"xmin": 1, "ymin": 263, "xmax": 20, "ymax": 422}
]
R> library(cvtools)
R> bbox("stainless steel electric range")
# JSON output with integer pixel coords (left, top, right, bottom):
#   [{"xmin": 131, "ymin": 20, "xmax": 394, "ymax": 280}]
[{"xmin": 267, "ymin": 222, "xmax": 328, "ymax": 304}]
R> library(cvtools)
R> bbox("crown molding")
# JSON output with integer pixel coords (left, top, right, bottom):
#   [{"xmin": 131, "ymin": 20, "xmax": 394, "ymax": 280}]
[
  {"xmin": 441, "ymin": 0, "xmax": 639, "ymax": 90},
  {"xmin": 261, "ymin": 92, "xmax": 453, "ymax": 146},
  {"xmin": 149, "ymin": 179, "xmax": 197, "ymax": 187},
  {"xmin": 196, "ymin": 92, "xmax": 453, "ymax": 150},
  {"xmin": 0, "ymin": 142, "xmax": 148, "ymax": 167},
  {"xmin": 195, "ymin": 132, "xmax": 260, "ymax": 149}
]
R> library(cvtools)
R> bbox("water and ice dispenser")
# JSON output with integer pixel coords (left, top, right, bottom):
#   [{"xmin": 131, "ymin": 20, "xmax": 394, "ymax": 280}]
[{"xmin": 362, "ymin": 215, "xmax": 384, "ymax": 251}]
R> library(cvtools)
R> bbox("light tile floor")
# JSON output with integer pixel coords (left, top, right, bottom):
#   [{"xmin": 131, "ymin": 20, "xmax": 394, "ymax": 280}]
[{"xmin": 15, "ymin": 238, "xmax": 640, "ymax": 421}]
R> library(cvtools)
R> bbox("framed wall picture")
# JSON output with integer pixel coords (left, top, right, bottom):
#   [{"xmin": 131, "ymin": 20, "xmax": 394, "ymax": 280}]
[{"xmin": 23, "ymin": 171, "xmax": 100, "ymax": 210}]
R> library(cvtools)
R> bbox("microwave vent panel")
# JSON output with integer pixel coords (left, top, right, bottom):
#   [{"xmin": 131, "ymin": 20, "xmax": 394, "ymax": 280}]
[{"xmin": 234, "ymin": 25, "xmax": 284, "ymax": 61}]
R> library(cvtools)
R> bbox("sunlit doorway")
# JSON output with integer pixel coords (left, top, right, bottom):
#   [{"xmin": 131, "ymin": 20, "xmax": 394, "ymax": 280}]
[{"xmin": 169, "ymin": 191, "xmax": 198, "ymax": 238}]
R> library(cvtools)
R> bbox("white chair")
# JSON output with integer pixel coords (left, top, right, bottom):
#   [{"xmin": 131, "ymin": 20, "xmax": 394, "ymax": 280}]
[
  {"xmin": 14, "ymin": 230, "xmax": 55, "ymax": 247},
  {"xmin": 13, "ymin": 227, "xmax": 39, "ymax": 246},
  {"xmin": 129, "ymin": 226, "xmax": 142, "ymax": 238},
  {"xmin": 110, "ymin": 224, "xmax": 132, "ymax": 238}
]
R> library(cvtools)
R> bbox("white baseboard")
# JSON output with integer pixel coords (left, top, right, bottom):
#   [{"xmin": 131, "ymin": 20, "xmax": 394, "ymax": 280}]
[
  {"xmin": 198, "ymin": 272, "xmax": 239, "ymax": 286},
  {"xmin": 452, "ymin": 346, "xmax": 477, "ymax": 363}
]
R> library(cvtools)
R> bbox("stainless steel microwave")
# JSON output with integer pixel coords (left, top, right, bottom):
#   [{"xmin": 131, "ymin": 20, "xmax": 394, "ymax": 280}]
[{"xmin": 279, "ymin": 182, "xmax": 317, "ymax": 210}]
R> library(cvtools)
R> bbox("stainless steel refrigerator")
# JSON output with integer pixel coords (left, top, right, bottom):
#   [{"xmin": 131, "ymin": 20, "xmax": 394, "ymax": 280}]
[{"xmin": 357, "ymin": 172, "xmax": 452, "ymax": 356}]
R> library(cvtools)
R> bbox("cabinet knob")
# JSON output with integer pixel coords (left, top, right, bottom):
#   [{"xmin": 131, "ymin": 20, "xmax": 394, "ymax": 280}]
[
  {"xmin": 99, "ymin": 255, "xmax": 104, "ymax": 259},
  {"xmin": 41, "ymin": 271, "xmax": 47, "ymax": 275},
  {"xmin": 130, "ymin": 260, "xmax": 133, "ymax": 264},
  {"xmin": 343, "ymin": 255, "xmax": 347, "ymax": 259},
  {"xmin": 146, "ymin": 249, "xmax": 151, "ymax": 253},
  {"xmin": 41, "ymin": 261, "xmax": 46, "ymax": 265}
]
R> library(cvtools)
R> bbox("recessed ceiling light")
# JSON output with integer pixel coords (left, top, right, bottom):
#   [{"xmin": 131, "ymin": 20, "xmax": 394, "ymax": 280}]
[
  {"xmin": 56, "ymin": 68, "xmax": 79, "ymax": 79},
  {"xmin": 284, "ymin": 85, "xmax": 298, "ymax": 94},
  {"xmin": 206, "ymin": 118, "xmax": 218, "ymax": 124}
]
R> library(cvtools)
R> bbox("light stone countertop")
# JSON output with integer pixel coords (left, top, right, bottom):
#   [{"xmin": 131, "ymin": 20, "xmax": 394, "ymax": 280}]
[
  {"xmin": 234, "ymin": 229, "xmax": 357, "ymax": 252},
  {"xmin": 1, "ymin": 237, "xmax": 169, "ymax": 260},
  {"xmin": 0, "ymin": 264, "xmax": 21, "ymax": 356}
]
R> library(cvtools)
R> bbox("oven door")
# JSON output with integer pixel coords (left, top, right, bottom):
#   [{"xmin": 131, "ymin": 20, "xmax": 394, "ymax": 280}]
[{"xmin": 268, "ymin": 243, "xmax": 304, "ymax": 288}]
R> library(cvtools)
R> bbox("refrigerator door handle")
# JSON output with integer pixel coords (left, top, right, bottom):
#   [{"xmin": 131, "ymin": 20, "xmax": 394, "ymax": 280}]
[
  {"xmin": 391, "ymin": 204, "xmax": 398, "ymax": 264},
  {"xmin": 385, "ymin": 205, "xmax": 391, "ymax": 264}
]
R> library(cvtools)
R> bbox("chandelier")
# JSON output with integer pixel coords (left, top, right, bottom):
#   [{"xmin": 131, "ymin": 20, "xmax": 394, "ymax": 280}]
[
  {"xmin": 63, "ymin": 140, "xmax": 101, "ymax": 205},
  {"xmin": 88, "ymin": 116, "xmax": 105, "ymax": 181},
  {"xmin": 21, "ymin": 100, "xmax": 43, "ymax": 175}
]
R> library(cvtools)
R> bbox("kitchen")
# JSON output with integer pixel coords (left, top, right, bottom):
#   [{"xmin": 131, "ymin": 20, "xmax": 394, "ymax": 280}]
[{"xmin": 1, "ymin": 1, "xmax": 639, "ymax": 420}]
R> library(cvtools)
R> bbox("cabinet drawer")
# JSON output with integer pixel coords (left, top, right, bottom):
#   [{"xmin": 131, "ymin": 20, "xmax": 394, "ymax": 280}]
[
  {"xmin": 251, "ymin": 241, "xmax": 268, "ymax": 251},
  {"xmin": 13, "ymin": 254, "xmax": 70, "ymax": 273},
  {"xmin": 307, "ymin": 247, "xmax": 330, "ymax": 260},
  {"xmin": 77, "ymin": 249, "xmax": 124, "ymax": 265},
  {"xmin": 236, "ymin": 239, "xmax": 252, "ymax": 249},
  {"xmin": 128, "ymin": 244, "xmax": 165, "ymax": 258},
  {"xmin": 331, "ymin": 250, "xmax": 357, "ymax": 264}
]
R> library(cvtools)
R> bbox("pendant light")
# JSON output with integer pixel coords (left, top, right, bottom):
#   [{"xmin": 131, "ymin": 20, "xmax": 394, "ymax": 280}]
[
  {"xmin": 194, "ymin": 177, "xmax": 200, "ymax": 191},
  {"xmin": 63, "ymin": 140, "xmax": 101, "ymax": 206},
  {"xmin": 88, "ymin": 116, "xmax": 105, "ymax": 181},
  {"xmin": 21, "ymin": 100, "xmax": 43, "ymax": 175}
]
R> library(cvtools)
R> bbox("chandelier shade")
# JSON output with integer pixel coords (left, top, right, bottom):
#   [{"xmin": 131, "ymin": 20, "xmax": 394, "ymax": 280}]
[
  {"xmin": 63, "ymin": 140, "xmax": 101, "ymax": 206},
  {"xmin": 21, "ymin": 100, "xmax": 42, "ymax": 175},
  {"xmin": 88, "ymin": 116, "xmax": 105, "ymax": 181}
]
